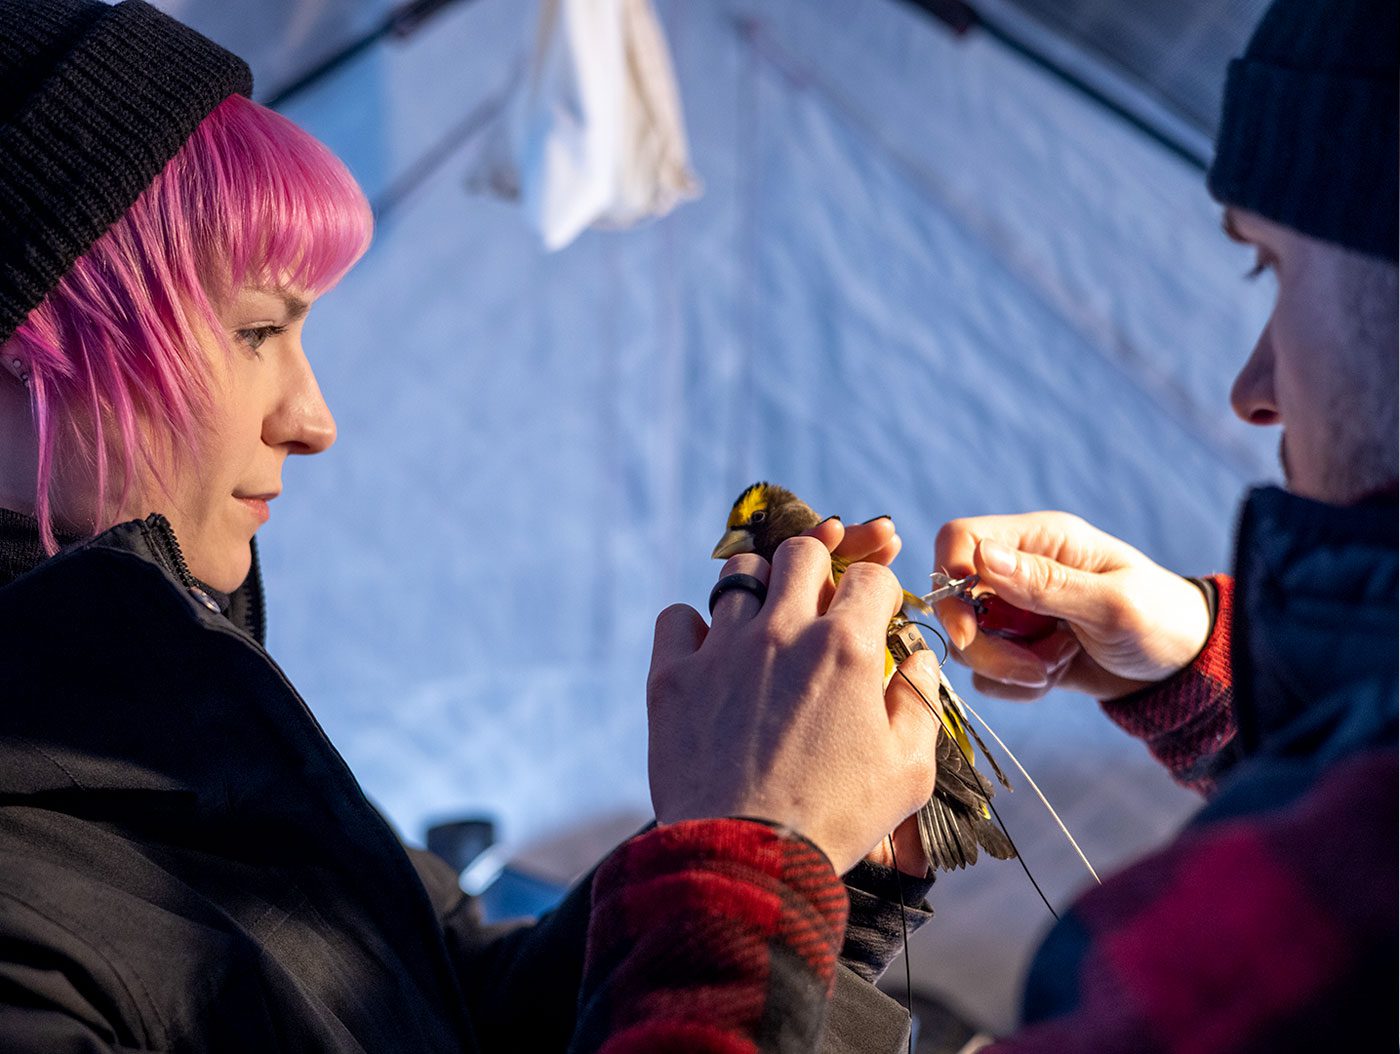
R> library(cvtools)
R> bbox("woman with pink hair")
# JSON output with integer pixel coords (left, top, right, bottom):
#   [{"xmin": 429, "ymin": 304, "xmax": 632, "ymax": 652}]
[{"xmin": 0, "ymin": 2, "xmax": 946, "ymax": 1051}]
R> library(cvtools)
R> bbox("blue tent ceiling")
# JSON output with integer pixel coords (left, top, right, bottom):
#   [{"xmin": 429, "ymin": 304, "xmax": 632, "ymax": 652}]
[
  {"xmin": 991, "ymin": 0, "xmax": 1270, "ymax": 136},
  {"xmin": 166, "ymin": 0, "xmax": 1270, "ymax": 159}
]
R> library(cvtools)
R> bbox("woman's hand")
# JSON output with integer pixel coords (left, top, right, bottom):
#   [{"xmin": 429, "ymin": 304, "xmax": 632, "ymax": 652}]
[
  {"xmin": 933, "ymin": 512, "xmax": 1211, "ymax": 701},
  {"xmin": 647, "ymin": 535, "xmax": 941, "ymax": 876},
  {"xmin": 805, "ymin": 515, "xmax": 933, "ymax": 876}
]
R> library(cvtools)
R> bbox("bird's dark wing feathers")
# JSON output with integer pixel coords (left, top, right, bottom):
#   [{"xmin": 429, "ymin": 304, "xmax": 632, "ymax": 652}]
[{"xmin": 922, "ymin": 682, "xmax": 1018, "ymax": 871}]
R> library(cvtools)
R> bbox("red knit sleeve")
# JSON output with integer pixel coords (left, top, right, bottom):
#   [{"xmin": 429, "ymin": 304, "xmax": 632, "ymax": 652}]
[
  {"xmin": 572, "ymin": 819, "xmax": 849, "ymax": 1054},
  {"xmin": 1099, "ymin": 575, "xmax": 1235, "ymax": 795}
]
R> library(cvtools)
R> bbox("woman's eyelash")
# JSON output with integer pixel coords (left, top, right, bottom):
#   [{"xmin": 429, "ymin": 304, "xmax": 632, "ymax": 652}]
[
  {"xmin": 236, "ymin": 324, "xmax": 287, "ymax": 352},
  {"xmin": 1244, "ymin": 259, "xmax": 1271, "ymax": 281}
]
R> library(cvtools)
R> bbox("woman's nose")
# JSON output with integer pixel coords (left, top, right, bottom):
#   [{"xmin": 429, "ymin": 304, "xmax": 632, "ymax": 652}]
[
  {"xmin": 267, "ymin": 348, "xmax": 336, "ymax": 454},
  {"xmin": 1230, "ymin": 327, "xmax": 1280, "ymax": 426}
]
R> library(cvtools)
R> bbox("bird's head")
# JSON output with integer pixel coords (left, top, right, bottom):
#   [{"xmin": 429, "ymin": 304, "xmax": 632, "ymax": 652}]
[{"xmin": 711, "ymin": 481, "xmax": 821, "ymax": 563}]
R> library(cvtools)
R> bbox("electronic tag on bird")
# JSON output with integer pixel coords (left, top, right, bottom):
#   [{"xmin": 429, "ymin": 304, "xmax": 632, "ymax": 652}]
[{"xmin": 886, "ymin": 618, "xmax": 929, "ymax": 666}]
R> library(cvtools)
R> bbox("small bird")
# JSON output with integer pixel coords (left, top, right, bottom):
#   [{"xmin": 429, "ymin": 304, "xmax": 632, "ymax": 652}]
[{"xmin": 712, "ymin": 481, "xmax": 1016, "ymax": 873}]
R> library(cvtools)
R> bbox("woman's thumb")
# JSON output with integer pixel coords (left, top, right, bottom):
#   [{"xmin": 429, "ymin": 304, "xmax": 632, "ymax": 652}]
[{"xmin": 974, "ymin": 539, "xmax": 1107, "ymax": 628}]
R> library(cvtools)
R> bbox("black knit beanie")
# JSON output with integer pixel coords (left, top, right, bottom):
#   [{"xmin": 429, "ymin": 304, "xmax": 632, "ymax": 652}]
[
  {"xmin": 0, "ymin": 0, "xmax": 252, "ymax": 347},
  {"xmin": 1208, "ymin": 0, "xmax": 1398, "ymax": 260}
]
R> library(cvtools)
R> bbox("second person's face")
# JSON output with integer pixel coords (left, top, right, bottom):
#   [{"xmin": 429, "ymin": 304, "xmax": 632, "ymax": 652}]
[{"xmin": 1226, "ymin": 208, "xmax": 1398, "ymax": 505}]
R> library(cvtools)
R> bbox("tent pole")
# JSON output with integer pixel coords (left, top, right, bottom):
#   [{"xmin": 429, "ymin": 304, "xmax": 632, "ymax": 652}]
[
  {"xmin": 898, "ymin": 0, "xmax": 1210, "ymax": 171},
  {"xmin": 265, "ymin": 0, "xmax": 477, "ymax": 110}
]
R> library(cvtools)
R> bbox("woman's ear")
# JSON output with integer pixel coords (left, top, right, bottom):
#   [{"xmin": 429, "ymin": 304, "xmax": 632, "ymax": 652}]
[{"xmin": 2, "ymin": 338, "xmax": 29, "ymax": 388}]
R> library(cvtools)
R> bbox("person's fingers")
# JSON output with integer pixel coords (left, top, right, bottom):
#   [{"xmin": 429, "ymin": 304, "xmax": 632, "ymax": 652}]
[
  {"xmin": 802, "ymin": 516, "xmax": 845, "ymax": 553},
  {"xmin": 826, "ymin": 559, "xmax": 903, "ymax": 629},
  {"xmin": 1024, "ymin": 626, "xmax": 1081, "ymax": 670},
  {"xmin": 933, "ymin": 596, "xmax": 979, "ymax": 651},
  {"xmin": 765, "ymin": 536, "xmax": 836, "ymax": 618},
  {"xmin": 706, "ymin": 553, "xmax": 771, "ymax": 636},
  {"xmin": 884, "ymin": 650, "xmax": 941, "ymax": 804},
  {"xmin": 937, "ymin": 512, "xmax": 1118, "ymax": 568},
  {"xmin": 829, "ymin": 517, "xmax": 896, "ymax": 563},
  {"xmin": 800, "ymin": 519, "xmax": 847, "ymax": 615},
  {"xmin": 651, "ymin": 603, "xmax": 707, "ymax": 666},
  {"xmin": 885, "ymin": 648, "xmax": 943, "ymax": 724},
  {"xmin": 864, "ymin": 533, "xmax": 902, "ymax": 566},
  {"xmin": 890, "ymin": 816, "xmax": 931, "ymax": 877},
  {"xmin": 971, "ymin": 671, "xmax": 1053, "ymax": 702},
  {"xmin": 973, "ymin": 539, "xmax": 1122, "ymax": 630},
  {"xmin": 934, "ymin": 514, "xmax": 1073, "ymax": 579},
  {"xmin": 865, "ymin": 816, "xmax": 932, "ymax": 877},
  {"xmin": 946, "ymin": 631, "xmax": 1051, "ymax": 687}
]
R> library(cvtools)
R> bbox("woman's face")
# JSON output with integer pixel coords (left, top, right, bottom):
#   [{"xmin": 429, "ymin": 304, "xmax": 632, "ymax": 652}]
[{"xmin": 87, "ymin": 285, "xmax": 336, "ymax": 592}]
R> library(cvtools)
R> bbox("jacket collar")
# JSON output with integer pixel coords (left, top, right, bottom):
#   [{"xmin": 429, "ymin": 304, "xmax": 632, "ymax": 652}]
[
  {"xmin": 0, "ymin": 512, "xmax": 316, "ymax": 824},
  {"xmin": 1231, "ymin": 485, "xmax": 1398, "ymax": 762},
  {"xmin": 0, "ymin": 507, "xmax": 265, "ymax": 646}
]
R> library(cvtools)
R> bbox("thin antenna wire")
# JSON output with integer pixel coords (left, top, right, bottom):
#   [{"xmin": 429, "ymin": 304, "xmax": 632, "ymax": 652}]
[
  {"xmin": 897, "ymin": 669, "xmax": 1059, "ymax": 921},
  {"xmin": 954, "ymin": 694, "xmax": 1102, "ymax": 886},
  {"xmin": 887, "ymin": 835, "xmax": 915, "ymax": 1054},
  {"xmin": 907, "ymin": 619, "xmax": 950, "ymax": 665}
]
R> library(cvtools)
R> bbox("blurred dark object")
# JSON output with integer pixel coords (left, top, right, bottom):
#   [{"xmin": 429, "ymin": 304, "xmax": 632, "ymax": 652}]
[
  {"xmin": 900, "ymin": 0, "xmax": 1270, "ymax": 169},
  {"xmin": 992, "ymin": 0, "xmax": 1269, "ymax": 136},
  {"xmin": 475, "ymin": 868, "xmax": 568, "ymax": 923},
  {"xmin": 426, "ymin": 817, "xmax": 496, "ymax": 874},
  {"xmin": 265, "ymin": 0, "xmax": 475, "ymax": 108},
  {"xmin": 391, "ymin": 0, "xmax": 464, "ymax": 38},
  {"xmin": 425, "ymin": 816, "xmax": 569, "ymax": 923},
  {"xmin": 871, "ymin": 977, "xmax": 990, "ymax": 1053},
  {"xmin": 906, "ymin": 0, "xmax": 980, "ymax": 36}
]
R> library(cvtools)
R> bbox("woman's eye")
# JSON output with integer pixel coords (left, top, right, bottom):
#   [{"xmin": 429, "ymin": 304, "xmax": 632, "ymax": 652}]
[
  {"xmin": 236, "ymin": 325, "xmax": 287, "ymax": 352},
  {"xmin": 1244, "ymin": 253, "xmax": 1274, "ymax": 282}
]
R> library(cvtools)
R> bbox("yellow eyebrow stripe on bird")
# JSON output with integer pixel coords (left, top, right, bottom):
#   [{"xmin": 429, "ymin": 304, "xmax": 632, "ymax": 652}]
[{"xmin": 729, "ymin": 482, "xmax": 769, "ymax": 529}]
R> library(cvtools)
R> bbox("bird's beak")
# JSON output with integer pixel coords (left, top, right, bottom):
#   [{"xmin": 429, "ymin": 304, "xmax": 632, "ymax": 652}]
[{"xmin": 711, "ymin": 529, "xmax": 755, "ymax": 560}]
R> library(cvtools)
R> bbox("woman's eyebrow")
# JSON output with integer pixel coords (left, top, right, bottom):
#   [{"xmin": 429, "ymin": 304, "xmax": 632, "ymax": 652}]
[
  {"xmin": 280, "ymin": 294, "xmax": 310, "ymax": 321},
  {"xmin": 240, "ymin": 291, "xmax": 311, "ymax": 322}
]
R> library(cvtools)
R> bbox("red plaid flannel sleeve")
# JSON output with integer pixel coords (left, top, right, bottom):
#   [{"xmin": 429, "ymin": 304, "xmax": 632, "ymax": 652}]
[
  {"xmin": 1099, "ymin": 574, "xmax": 1235, "ymax": 794},
  {"xmin": 984, "ymin": 746, "xmax": 1397, "ymax": 1053},
  {"xmin": 572, "ymin": 819, "xmax": 848, "ymax": 1054}
]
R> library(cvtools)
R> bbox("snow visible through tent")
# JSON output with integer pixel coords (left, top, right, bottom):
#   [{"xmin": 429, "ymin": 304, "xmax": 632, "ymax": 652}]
[{"xmin": 166, "ymin": 0, "xmax": 1276, "ymax": 1030}]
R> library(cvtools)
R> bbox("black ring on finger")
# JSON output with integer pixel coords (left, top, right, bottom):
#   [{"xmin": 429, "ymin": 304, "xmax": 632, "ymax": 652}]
[{"xmin": 708, "ymin": 573, "xmax": 768, "ymax": 616}]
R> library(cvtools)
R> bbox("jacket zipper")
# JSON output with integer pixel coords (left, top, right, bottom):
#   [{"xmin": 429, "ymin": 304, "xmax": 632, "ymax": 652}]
[
  {"xmin": 144, "ymin": 512, "xmax": 198, "ymax": 590},
  {"xmin": 247, "ymin": 537, "xmax": 267, "ymax": 642}
]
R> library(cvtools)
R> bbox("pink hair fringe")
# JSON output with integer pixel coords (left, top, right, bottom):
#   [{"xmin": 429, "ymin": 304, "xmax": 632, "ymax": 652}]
[{"xmin": 8, "ymin": 94, "xmax": 372, "ymax": 554}]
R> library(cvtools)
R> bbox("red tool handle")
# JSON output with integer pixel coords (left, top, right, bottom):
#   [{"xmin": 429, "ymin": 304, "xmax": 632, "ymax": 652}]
[{"xmin": 975, "ymin": 593, "xmax": 1060, "ymax": 643}]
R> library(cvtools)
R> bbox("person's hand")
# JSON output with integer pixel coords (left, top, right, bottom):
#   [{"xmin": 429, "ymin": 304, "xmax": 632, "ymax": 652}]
[
  {"xmin": 801, "ymin": 514, "xmax": 932, "ymax": 876},
  {"xmin": 934, "ymin": 512, "xmax": 1211, "ymax": 701},
  {"xmin": 807, "ymin": 514, "xmax": 903, "ymax": 568},
  {"xmin": 648, "ymin": 536, "xmax": 942, "ymax": 875}
]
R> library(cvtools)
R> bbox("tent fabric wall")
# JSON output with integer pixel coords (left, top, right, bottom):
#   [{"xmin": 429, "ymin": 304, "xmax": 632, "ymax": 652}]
[{"xmin": 160, "ymin": 0, "xmax": 1276, "ymax": 1030}]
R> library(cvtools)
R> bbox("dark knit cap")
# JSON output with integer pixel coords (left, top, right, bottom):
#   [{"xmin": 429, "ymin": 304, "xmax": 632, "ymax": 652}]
[
  {"xmin": 1208, "ymin": 0, "xmax": 1398, "ymax": 260},
  {"xmin": 0, "ymin": 0, "xmax": 252, "ymax": 346}
]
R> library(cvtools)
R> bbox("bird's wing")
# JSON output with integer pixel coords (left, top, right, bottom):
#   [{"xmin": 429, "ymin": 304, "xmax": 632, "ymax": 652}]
[{"xmin": 940, "ymin": 670, "xmax": 1012, "ymax": 790}]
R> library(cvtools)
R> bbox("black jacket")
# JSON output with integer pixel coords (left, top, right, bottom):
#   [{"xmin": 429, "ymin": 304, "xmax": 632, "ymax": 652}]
[{"xmin": 0, "ymin": 512, "xmax": 914, "ymax": 1052}]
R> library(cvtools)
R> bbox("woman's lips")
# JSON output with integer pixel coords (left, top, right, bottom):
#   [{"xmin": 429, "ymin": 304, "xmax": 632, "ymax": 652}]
[{"xmin": 235, "ymin": 496, "xmax": 272, "ymax": 524}]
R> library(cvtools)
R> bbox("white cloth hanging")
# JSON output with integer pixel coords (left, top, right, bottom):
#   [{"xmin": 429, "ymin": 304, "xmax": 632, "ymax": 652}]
[{"xmin": 467, "ymin": 0, "xmax": 700, "ymax": 251}]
